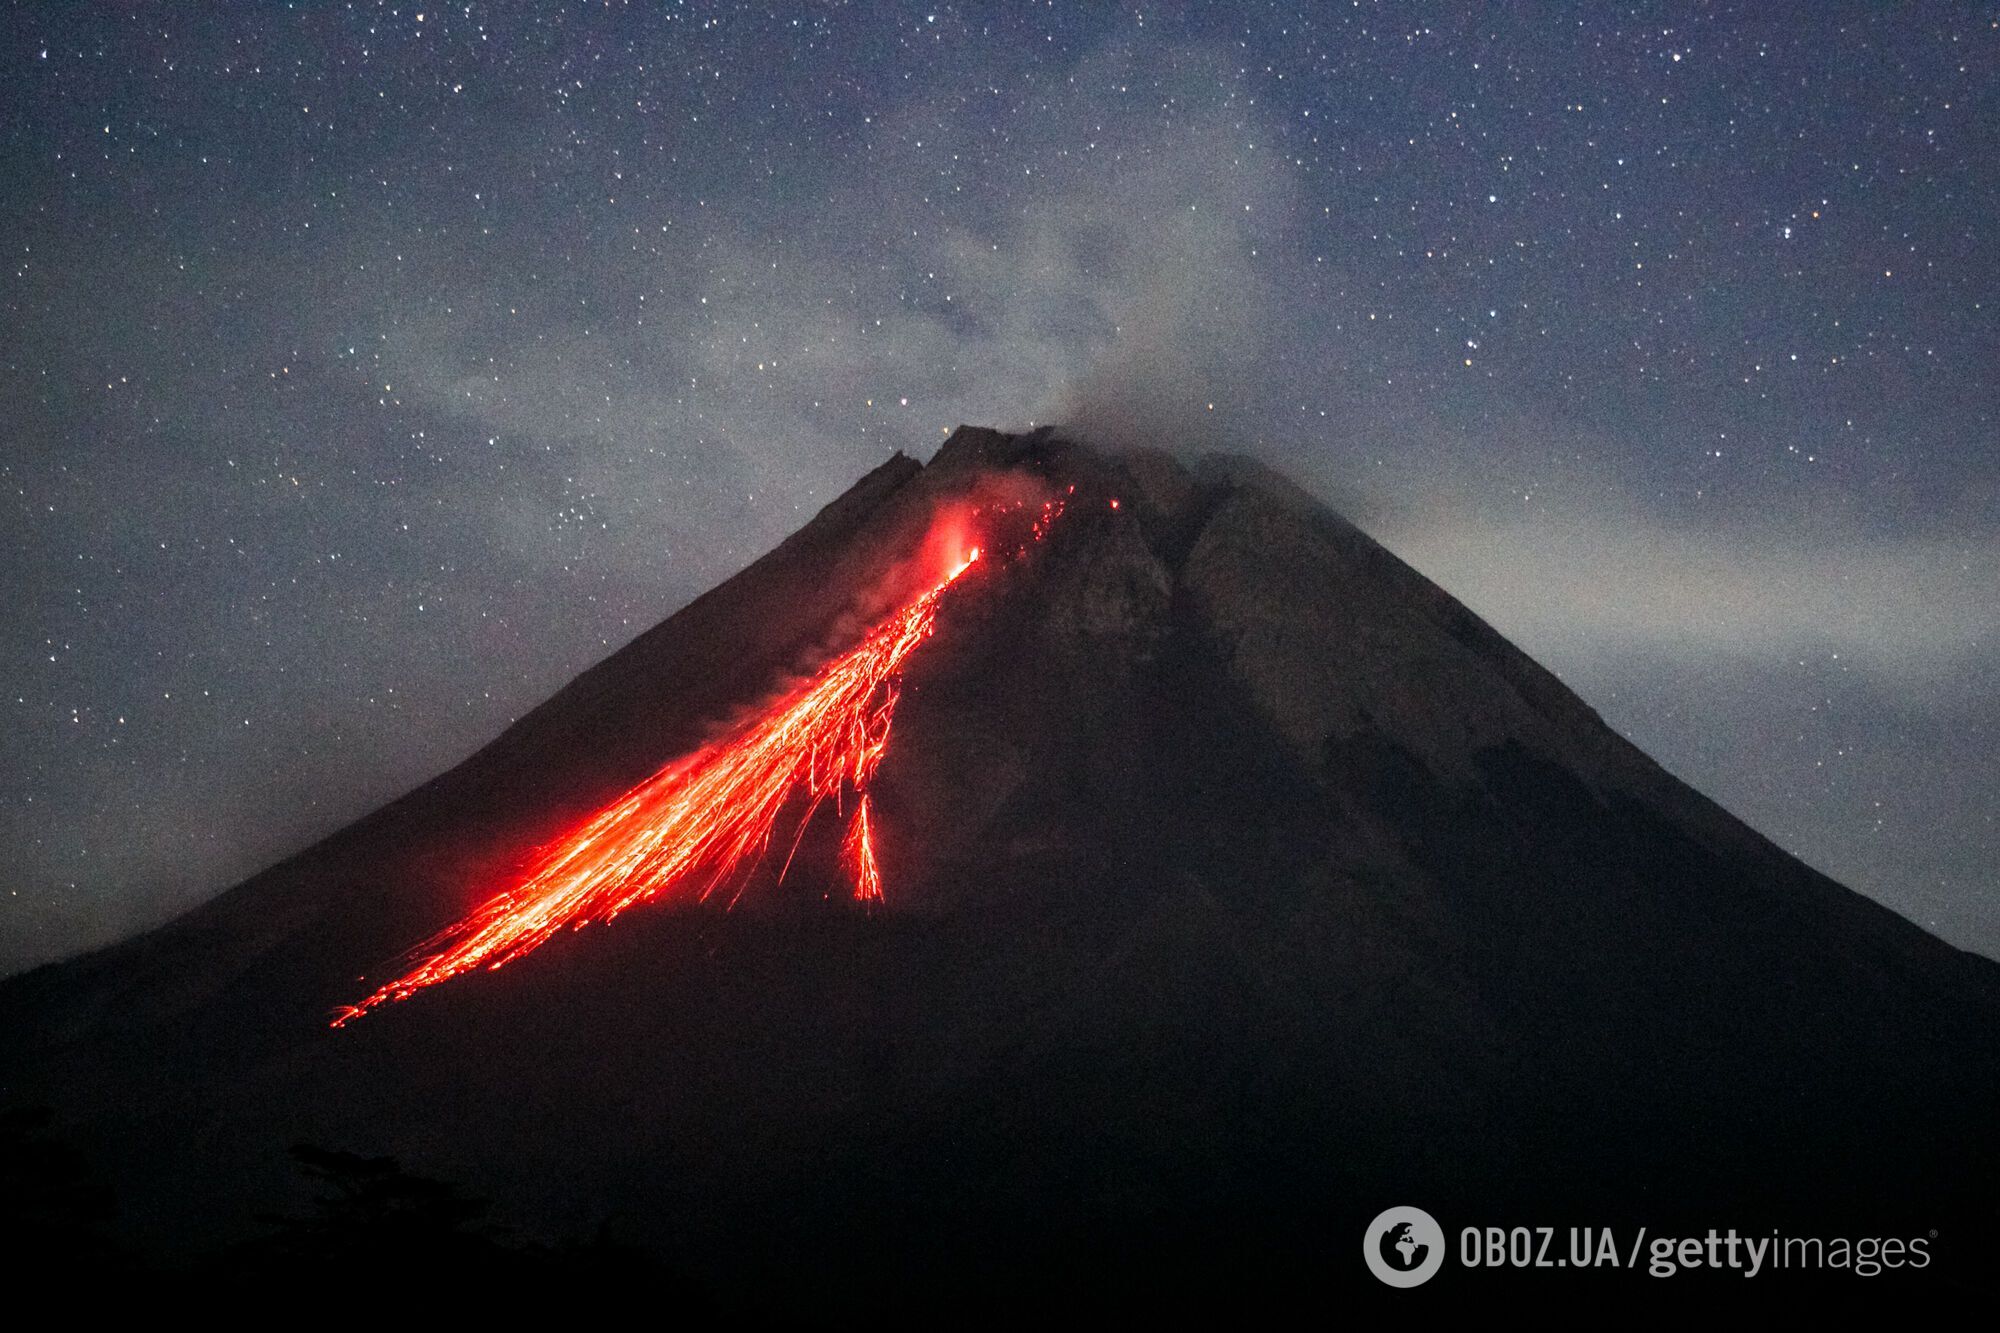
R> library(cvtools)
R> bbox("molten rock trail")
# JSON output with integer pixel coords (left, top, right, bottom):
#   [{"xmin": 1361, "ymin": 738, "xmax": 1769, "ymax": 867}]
[{"xmin": 333, "ymin": 547, "xmax": 986, "ymax": 1025}]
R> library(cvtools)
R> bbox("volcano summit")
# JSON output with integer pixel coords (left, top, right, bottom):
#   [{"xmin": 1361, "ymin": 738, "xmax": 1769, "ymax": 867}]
[{"xmin": 3, "ymin": 427, "xmax": 1995, "ymax": 1309}]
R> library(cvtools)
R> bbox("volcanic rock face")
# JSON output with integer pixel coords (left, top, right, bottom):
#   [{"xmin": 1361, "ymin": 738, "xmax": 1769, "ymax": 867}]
[{"xmin": 3, "ymin": 426, "xmax": 1996, "ymax": 1308}]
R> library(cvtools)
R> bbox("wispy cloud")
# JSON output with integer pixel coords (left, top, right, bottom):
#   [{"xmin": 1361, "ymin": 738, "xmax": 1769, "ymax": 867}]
[{"xmin": 1391, "ymin": 506, "xmax": 1998, "ymax": 685}]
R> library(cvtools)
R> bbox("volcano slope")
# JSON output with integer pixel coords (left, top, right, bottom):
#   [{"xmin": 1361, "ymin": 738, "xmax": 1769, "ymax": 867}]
[{"xmin": 3, "ymin": 426, "xmax": 1995, "ymax": 1308}]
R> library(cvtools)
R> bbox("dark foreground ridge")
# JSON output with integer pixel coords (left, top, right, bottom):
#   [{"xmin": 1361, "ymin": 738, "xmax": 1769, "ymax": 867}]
[{"xmin": 3, "ymin": 427, "xmax": 1995, "ymax": 1311}]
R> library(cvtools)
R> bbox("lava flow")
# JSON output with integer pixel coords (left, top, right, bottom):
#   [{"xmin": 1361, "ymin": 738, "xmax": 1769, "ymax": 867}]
[{"xmin": 334, "ymin": 493, "xmax": 1064, "ymax": 1026}]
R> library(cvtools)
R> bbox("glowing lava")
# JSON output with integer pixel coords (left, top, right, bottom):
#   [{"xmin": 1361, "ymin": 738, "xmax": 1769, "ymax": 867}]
[
  {"xmin": 332, "ymin": 546, "xmax": 985, "ymax": 1027},
  {"xmin": 843, "ymin": 793, "xmax": 883, "ymax": 907}
]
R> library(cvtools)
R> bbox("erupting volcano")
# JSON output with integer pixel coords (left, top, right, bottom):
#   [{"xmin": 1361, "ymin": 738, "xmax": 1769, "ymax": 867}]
[{"xmin": 4, "ymin": 426, "xmax": 1996, "ymax": 1312}]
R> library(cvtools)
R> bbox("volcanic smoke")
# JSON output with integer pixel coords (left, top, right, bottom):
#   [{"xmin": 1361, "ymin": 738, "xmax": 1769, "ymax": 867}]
[{"xmin": 334, "ymin": 494, "xmax": 1065, "ymax": 1026}]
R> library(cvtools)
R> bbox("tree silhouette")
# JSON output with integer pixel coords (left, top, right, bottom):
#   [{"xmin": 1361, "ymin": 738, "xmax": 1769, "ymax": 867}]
[
  {"xmin": 228, "ymin": 1143, "xmax": 685, "ymax": 1294},
  {"xmin": 234, "ymin": 1143, "xmax": 512, "ymax": 1279}
]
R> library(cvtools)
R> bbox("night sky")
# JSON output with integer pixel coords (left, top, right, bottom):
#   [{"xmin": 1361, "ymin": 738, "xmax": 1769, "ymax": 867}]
[{"xmin": 3, "ymin": 2, "xmax": 1994, "ymax": 974}]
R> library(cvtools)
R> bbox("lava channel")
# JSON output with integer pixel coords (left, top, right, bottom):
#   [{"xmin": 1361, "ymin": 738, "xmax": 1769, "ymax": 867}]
[{"xmin": 335, "ymin": 494, "xmax": 1064, "ymax": 1026}]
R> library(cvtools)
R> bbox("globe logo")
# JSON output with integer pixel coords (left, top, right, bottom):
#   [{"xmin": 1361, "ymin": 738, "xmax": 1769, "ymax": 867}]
[
  {"xmin": 1384, "ymin": 1222, "xmax": 1427, "ymax": 1269},
  {"xmin": 1363, "ymin": 1205, "xmax": 1446, "ymax": 1288}
]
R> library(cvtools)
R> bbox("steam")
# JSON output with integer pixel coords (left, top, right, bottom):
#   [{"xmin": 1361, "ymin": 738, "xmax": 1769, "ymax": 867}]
[
  {"xmin": 1030, "ymin": 78, "xmax": 1295, "ymax": 454},
  {"xmin": 1012, "ymin": 48, "xmax": 1299, "ymax": 455}
]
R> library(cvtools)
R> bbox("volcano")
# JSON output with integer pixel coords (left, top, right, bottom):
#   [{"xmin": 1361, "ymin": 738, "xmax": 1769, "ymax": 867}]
[{"xmin": 3, "ymin": 427, "xmax": 1996, "ymax": 1309}]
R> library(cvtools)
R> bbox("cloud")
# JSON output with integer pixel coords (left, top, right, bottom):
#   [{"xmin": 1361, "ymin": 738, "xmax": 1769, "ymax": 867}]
[
  {"xmin": 1384, "ymin": 504, "xmax": 1998, "ymax": 687},
  {"xmin": 362, "ymin": 37, "xmax": 1301, "ymax": 515}
]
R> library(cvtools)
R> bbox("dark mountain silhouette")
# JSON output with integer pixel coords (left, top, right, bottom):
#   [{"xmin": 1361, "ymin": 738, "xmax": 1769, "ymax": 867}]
[{"xmin": 3, "ymin": 426, "xmax": 1995, "ymax": 1311}]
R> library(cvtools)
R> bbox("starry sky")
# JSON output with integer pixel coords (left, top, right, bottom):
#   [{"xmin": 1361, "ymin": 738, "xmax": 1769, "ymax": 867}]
[{"xmin": 3, "ymin": 2, "xmax": 1995, "ymax": 974}]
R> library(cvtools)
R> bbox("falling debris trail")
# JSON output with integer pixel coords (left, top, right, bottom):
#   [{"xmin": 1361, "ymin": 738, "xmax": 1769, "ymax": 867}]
[
  {"xmin": 333, "ymin": 548, "xmax": 984, "ymax": 1026},
  {"xmin": 844, "ymin": 793, "xmax": 883, "ymax": 907},
  {"xmin": 335, "ymin": 490, "xmax": 1068, "ymax": 1026}
]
